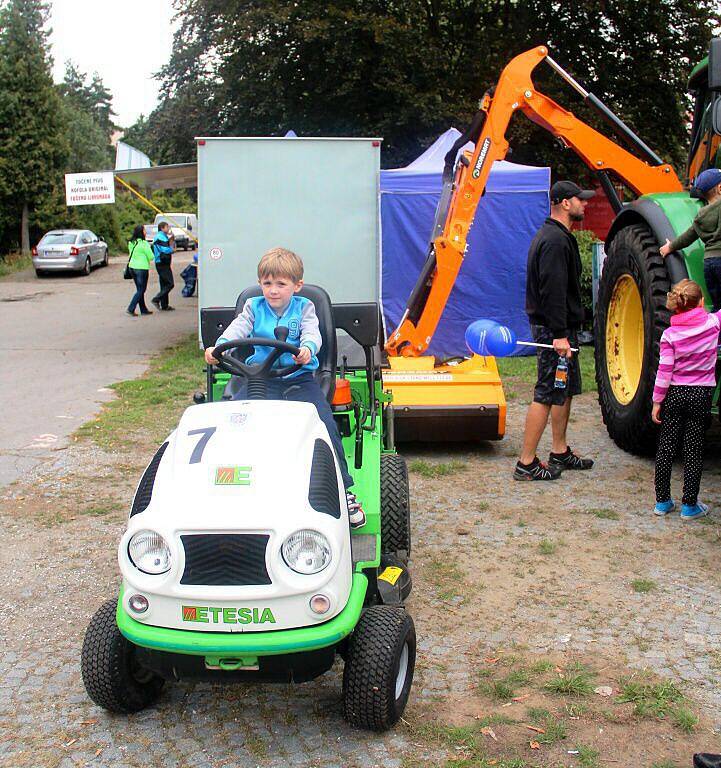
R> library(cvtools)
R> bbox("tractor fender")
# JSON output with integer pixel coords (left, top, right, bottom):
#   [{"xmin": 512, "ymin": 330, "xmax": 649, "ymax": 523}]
[{"xmin": 606, "ymin": 199, "xmax": 688, "ymax": 285}]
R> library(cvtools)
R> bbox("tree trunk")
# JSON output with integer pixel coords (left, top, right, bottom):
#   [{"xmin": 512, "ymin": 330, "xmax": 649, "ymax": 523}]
[{"xmin": 21, "ymin": 203, "xmax": 30, "ymax": 254}]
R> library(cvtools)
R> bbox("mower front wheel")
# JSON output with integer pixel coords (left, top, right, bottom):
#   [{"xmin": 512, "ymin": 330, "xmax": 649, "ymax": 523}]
[
  {"xmin": 81, "ymin": 599, "xmax": 164, "ymax": 713},
  {"xmin": 342, "ymin": 605, "xmax": 416, "ymax": 731}
]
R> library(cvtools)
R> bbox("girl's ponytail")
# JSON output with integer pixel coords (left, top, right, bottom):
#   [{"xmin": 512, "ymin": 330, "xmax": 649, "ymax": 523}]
[{"xmin": 666, "ymin": 279, "xmax": 703, "ymax": 312}]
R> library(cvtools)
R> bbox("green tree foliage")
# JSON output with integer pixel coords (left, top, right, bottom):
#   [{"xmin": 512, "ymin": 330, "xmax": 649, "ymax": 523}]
[
  {"xmin": 132, "ymin": 0, "xmax": 718, "ymax": 173},
  {"xmin": 0, "ymin": 0, "xmax": 67, "ymax": 253}
]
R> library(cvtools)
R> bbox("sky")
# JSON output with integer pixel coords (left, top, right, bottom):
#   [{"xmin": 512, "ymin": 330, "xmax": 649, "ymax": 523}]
[{"xmin": 48, "ymin": 0, "xmax": 176, "ymax": 129}]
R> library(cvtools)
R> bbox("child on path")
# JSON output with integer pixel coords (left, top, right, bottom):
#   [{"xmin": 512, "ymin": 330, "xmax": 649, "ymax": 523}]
[
  {"xmin": 204, "ymin": 247, "xmax": 366, "ymax": 528},
  {"xmin": 660, "ymin": 168, "xmax": 721, "ymax": 310},
  {"xmin": 652, "ymin": 279, "xmax": 720, "ymax": 520}
]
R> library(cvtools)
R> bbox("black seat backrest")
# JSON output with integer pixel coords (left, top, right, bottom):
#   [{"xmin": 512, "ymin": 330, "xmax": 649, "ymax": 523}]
[{"xmin": 233, "ymin": 284, "xmax": 337, "ymax": 402}]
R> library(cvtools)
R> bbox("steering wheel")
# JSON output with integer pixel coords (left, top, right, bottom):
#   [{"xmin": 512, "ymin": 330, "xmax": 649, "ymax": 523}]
[{"xmin": 211, "ymin": 327, "xmax": 303, "ymax": 381}]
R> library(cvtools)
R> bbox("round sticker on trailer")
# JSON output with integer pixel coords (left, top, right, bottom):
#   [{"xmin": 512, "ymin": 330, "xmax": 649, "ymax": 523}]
[{"xmin": 209, "ymin": 247, "xmax": 222, "ymax": 260}]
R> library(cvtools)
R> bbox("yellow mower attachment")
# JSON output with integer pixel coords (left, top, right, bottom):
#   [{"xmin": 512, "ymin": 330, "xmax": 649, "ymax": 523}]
[{"xmin": 382, "ymin": 355, "xmax": 506, "ymax": 442}]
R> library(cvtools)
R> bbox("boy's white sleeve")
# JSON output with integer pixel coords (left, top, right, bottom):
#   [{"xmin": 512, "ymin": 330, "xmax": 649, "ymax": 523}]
[
  {"xmin": 216, "ymin": 300, "xmax": 254, "ymax": 345},
  {"xmin": 300, "ymin": 302, "xmax": 322, "ymax": 355}
]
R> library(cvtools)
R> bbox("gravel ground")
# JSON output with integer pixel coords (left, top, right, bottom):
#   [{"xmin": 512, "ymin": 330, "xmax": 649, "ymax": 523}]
[{"xmin": 2, "ymin": 387, "xmax": 721, "ymax": 766}]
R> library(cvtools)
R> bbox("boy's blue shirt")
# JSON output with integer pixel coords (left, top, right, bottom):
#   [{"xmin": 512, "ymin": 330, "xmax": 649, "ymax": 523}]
[
  {"xmin": 152, "ymin": 230, "xmax": 173, "ymax": 263},
  {"xmin": 217, "ymin": 295, "xmax": 322, "ymax": 377}
]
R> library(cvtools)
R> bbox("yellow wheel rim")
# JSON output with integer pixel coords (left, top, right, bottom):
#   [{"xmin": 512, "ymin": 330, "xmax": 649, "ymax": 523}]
[{"xmin": 605, "ymin": 275, "xmax": 644, "ymax": 405}]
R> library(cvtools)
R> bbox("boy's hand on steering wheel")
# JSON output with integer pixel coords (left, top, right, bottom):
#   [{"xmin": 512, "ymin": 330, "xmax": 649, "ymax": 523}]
[
  {"xmin": 204, "ymin": 346, "xmax": 219, "ymax": 364},
  {"xmin": 293, "ymin": 346, "xmax": 312, "ymax": 365}
]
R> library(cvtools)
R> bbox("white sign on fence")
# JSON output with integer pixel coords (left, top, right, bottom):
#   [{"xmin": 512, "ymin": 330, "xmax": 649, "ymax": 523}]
[{"xmin": 64, "ymin": 172, "xmax": 116, "ymax": 206}]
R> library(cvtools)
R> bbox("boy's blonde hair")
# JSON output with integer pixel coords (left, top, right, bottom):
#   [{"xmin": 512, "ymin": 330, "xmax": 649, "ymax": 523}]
[
  {"xmin": 257, "ymin": 247, "xmax": 304, "ymax": 282},
  {"xmin": 666, "ymin": 278, "xmax": 703, "ymax": 312}
]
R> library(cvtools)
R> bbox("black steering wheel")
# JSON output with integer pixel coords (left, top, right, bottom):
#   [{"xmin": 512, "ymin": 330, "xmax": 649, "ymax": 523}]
[{"xmin": 211, "ymin": 328, "xmax": 303, "ymax": 398}]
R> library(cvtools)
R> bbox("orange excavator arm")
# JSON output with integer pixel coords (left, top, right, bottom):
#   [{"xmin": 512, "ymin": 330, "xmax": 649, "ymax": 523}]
[{"xmin": 386, "ymin": 45, "xmax": 683, "ymax": 358}]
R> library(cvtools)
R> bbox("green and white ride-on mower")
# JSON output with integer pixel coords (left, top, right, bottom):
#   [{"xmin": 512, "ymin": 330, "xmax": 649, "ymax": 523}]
[{"xmin": 81, "ymin": 286, "xmax": 415, "ymax": 731}]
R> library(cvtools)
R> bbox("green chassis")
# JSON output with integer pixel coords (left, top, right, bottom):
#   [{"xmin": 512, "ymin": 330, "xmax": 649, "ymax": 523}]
[{"xmin": 118, "ymin": 369, "xmax": 392, "ymax": 667}]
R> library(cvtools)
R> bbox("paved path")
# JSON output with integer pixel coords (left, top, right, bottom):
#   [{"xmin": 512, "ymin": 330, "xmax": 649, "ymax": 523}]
[{"xmin": 0, "ymin": 254, "xmax": 197, "ymax": 486}]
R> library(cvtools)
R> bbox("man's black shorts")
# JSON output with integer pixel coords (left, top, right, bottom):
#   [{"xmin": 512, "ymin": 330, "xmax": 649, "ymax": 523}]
[{"xmin": 531, "ymin": 325, "xmax": 582, "ymax": 406}]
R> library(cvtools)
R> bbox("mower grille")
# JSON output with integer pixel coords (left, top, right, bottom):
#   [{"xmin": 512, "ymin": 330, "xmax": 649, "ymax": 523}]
[
  {"xmin": 308, "ymin": 439, "xmax": 341, "ymax": 518},
  {"xmin": 130, "ymin": 442, "xmax": 168, "ymax": 517},
  {"xmin": 180, "ymin": 534, "xmax": 271, "ymax": 586}
]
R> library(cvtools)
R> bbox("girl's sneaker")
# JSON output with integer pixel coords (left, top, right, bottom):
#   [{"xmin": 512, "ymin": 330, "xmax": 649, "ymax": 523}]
[
  {"xmin": 346, "ymin": 492, "xmax": 366, "ymax": 529},
  {"xmin": 653, "ymin": 500, "xmax": 675, "ymax": 516},
  {"xmin": 680, "ymin": 502, "xmax": 709, "ymax": 521}
]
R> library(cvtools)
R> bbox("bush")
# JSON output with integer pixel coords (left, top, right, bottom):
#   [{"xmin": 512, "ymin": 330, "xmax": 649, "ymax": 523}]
[{"xmin": 575, "ymin": 229, "xmax": 599, "ymax": 328}]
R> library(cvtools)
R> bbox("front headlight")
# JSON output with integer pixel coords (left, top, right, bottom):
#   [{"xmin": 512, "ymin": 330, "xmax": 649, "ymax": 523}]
[
  {"xmin": 128, "ymin": 530, "xmax": 172, "ymax": 574},
  {"xmin": 282, "ymin": 530, "xmax": 331, "ymax": 575}
]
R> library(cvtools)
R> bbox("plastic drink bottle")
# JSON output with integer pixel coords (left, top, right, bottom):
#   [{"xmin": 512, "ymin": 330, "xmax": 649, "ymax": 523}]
[{"xmin": 554, "ymin": 355, "xmax": 568, "ymax": 389}]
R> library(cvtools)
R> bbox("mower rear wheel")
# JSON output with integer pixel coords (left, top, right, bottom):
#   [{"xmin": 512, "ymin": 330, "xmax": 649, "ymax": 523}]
[
  {"xmin": 342, "ymin": 605, "xmax": 416, "ymax": 731},
  {"xmin": 594, "ymin": 223, "xmax": 672, "ymax": 456},
  {"xmin": 81, "ymin": 599, "xmax": 164, "ymax": 713},
  {"xmin": 380, "ymin": 454, "xmax": 411, "ymax": 558}
]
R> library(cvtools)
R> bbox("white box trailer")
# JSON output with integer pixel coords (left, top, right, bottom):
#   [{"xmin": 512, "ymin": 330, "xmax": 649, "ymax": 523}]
[{"xmin": 197, "ymin": 137, "xmax": 381, "ymax": 318}]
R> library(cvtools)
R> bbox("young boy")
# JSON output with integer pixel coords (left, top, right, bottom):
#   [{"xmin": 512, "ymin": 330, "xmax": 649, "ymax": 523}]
[
  {"xmin": 660, "ymin": 167, "xmax": 721, "ymax": 311},
  {"xmin": 204, "ymin": 247, "xmax": 365, "ymax": 528}
]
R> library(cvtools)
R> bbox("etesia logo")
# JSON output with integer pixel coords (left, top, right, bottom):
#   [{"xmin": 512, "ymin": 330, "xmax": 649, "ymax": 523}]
[
  {"xmin": 215, "ymin": 466, "xmax": 251, "ymax": 485},
  {"xmin": 471, "ymin": 137, "xmax": 492, "ymax": 179},
  {"xmin": 182, "ymin": 605, "xmax": 276, "ymax": 625}
]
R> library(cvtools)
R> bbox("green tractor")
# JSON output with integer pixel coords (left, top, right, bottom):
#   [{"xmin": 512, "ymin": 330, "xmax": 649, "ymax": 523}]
[{"xmin": 595, "ymin": 38, "xmax": 721, "ymax": 454}]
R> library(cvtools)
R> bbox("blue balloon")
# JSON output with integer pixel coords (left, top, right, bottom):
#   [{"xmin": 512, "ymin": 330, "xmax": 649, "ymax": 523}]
[
  {"xmin": 465, "ymin": 319, "xmax": 518, "ymax": 357},
  {"xmin": 465, "ymin": 319, "xmax": 500, "ymax": 356},
  {"xmin": 485, "ymin": 323, "xmax": 518, "ymax": 357}
]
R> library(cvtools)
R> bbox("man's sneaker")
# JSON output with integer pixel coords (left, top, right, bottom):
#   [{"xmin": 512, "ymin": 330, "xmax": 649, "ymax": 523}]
[
  {"xmin": 162, "ymin": 305, "xmax": 176, "ymax": 311},
  {"xmin": 346, "ymin": 491, "xmax": 366, "ymax": 529},
  {"xmin": 513, "ymin": 458, "xmax": 561, "ymax": 481},
  {"xmin": 548, "ymin": 447, "xmax": 594, "ymax": 471},
  {"xmin": 681, "ymin": 502, "xmax": 709, "ymax": 521},
  {"xmin": 151, "ymin": 297, "xmax": 161, "ymax": 310},
  {"xmin": 653, "ymin": 499, "xmax": 675, "ymax": 516}
]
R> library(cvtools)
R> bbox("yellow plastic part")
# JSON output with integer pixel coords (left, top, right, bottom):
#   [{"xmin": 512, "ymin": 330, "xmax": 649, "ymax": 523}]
[
  {"xmin": 382, "ymin": 355, "xmax": 506, "ymax": 437},
  {"xmin": 606, "ymin": 274, "xmax": 644, "ymax": 405}
]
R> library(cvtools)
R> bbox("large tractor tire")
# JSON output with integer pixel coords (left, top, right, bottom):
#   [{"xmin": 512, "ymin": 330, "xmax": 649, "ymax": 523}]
[
  {"xmin": 594, "ymin": 223, "xmax": 672, "ymax": 456},
  {"xmin": 380, "ymin": 454, "xmax": 411, "ymax": 559}
]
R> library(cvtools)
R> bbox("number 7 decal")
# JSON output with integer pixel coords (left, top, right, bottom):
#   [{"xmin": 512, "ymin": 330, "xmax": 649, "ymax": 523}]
[{"xmin": 187, "ymin": 427, "xmax": 216, "ymax": 464}]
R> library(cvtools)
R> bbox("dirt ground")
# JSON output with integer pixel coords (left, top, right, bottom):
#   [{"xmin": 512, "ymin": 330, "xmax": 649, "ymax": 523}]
[{"xmin": 2, "ymin": 369, "xmax": 721, "ymax": 767}]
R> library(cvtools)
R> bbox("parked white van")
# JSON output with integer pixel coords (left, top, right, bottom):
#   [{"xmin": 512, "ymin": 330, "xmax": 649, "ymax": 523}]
[{"xmin": 153, "ymin": 213, "xmax": 198, "ymax": 250}]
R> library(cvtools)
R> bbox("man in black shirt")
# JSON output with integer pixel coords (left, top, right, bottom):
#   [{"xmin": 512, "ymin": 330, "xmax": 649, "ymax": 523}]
[{"xmin": 514, "ymin": 181, "xmax": 595, "ymax": 481}]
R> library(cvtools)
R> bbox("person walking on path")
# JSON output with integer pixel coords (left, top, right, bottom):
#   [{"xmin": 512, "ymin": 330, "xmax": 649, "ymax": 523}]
[
  {"xmin": 126, "ymin": 225, "xmax": 154, "ymax": 316},
  {"xmin": 660, "ymin": 168, "xmax": 721, "ymax": 311},
  {"xmin": 151, "ymin": 222, "xmax": 175, "ymax": 311},
  {"xmin": 652, "ymin": 279, "xmax": 720, "ymax": 521},
  {"xmin": 514, "ymin": 180, "xmax": 595, "ymax": 481}
]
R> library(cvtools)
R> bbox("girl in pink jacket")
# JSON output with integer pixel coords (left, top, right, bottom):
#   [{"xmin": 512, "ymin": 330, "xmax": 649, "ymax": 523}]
[{"xmin": 652, "ymin": 279, "xmax": 720, "ymax": 520}]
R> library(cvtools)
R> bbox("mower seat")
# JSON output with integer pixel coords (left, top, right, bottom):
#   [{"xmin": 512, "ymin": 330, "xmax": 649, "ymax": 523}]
[{"xmin": 223, "ymin": 284, "xmax": 337, "ymax": 403}]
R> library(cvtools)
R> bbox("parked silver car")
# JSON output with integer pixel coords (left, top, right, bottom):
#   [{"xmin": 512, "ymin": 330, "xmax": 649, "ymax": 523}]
[{"xmin": 32, "ymin": 229, "xmax": 108, "ymax": 277}]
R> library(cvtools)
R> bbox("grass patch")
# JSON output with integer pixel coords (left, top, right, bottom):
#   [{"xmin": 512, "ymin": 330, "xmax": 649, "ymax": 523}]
[
  {"xmin": 575, "ymin": 744, "xmax": 600, "ymax": 768},
  {"xmin": 497, "ymin": 347, "xmax": 596, "ymax": 390},
  {"xmin": 427, "ymin": 555, "xmax": 466, "ymax": 602},
  {"xmin": 409, "ymin": 721, "xmax": 527, "ymax": 768},
  {"xmin": 525, "ymin": 707, "xmax": 567, "ymax": 744},
  {"xmin": 617, "ymin": 675, "xmax": 695, "ymax": 730},
  {"xmin": 671, "ymin": 706, "xmax": 699, "ymax": 733},
  {"xmin": 0, "ymin": 251, "xmax": 32, "ymax": 277},
  {"xmin": 631, "ymin": 578, "xmax": 657, "ymax": 593},
  {"xmin": 244, "ymin": 735, "xmax": 268, "ymax": 759},
  {"xmin": 76, "ymin": 335, "xmax": 204, "ymax": 450},
  {"xmin": 409, "ymin": 460, "xmax": 467, "ymax": 478},
  {"xmin": 651, "ymin": 762, "xmax": 680, "ymax": 768},
  {"xmin": 544, "ymin": 664, "xmax": 595, "ymax": 696},
  {"xmin": 589, "ymin": 508, "xmax": 619, "ymax": 520},
  {"xmin": 538, "ymin": 539, "xmax": 557, "ymax": 555}
]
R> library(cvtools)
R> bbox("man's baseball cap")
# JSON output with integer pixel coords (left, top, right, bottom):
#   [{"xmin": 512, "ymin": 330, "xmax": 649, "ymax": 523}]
[
  {"xmin": 550, "ymin": 180, "xmax": 595, "ymax": 204},
  {"xmin": 693, "ymin": 168, "xmax": 721, "ymax": 195}
]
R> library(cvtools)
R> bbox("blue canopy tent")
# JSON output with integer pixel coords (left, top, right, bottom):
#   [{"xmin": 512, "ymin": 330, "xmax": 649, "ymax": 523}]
[{"xmin": 380, "ymin": 128, "xmax": 550, "ymax": 358}]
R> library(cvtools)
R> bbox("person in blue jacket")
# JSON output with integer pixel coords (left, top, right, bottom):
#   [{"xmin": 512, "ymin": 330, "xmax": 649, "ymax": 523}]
[
  {"xmin": 151, "ymin": 222, "xmax": 175, "ymax": 311},
  {"xmin": 204, "ymin": 247, "xmax": 365, "ymax": 528}
]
